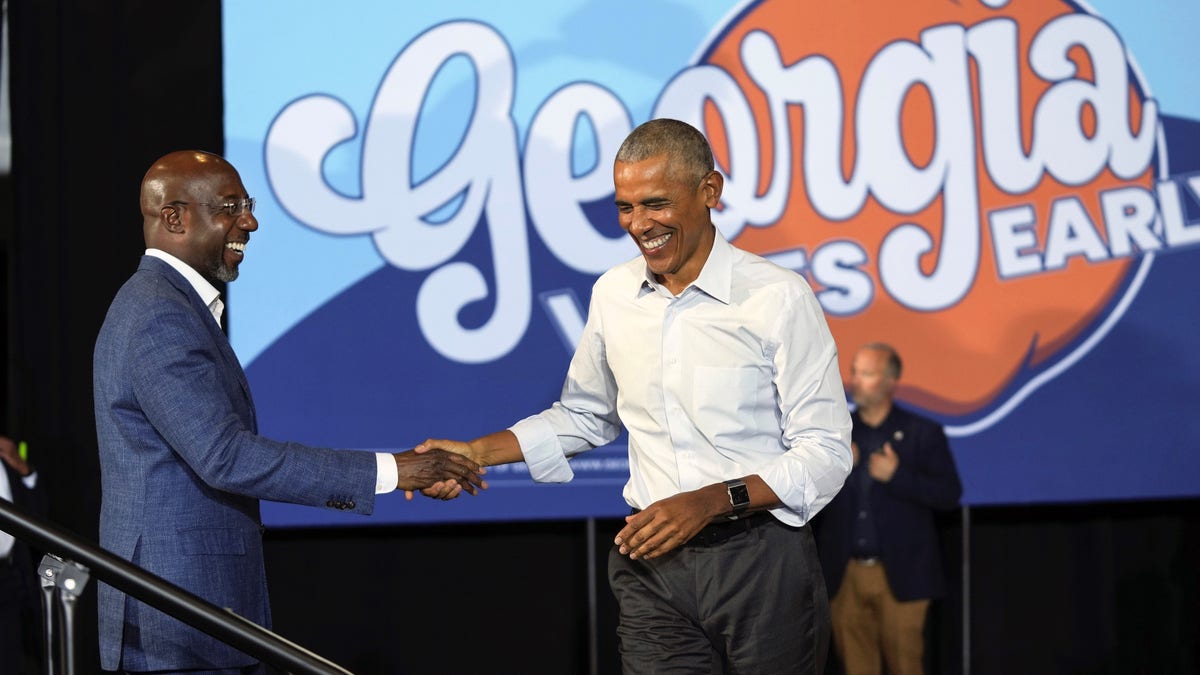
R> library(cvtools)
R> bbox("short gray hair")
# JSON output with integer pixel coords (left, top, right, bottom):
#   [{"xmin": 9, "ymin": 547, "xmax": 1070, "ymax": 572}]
[{"xmin": 615, "ymin": 118, "xmax": 714, "ymax": 186}]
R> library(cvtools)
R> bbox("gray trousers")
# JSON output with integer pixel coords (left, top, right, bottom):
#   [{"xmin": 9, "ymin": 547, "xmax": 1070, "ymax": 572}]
[{"xmin": 608, "ymin": 516, "xmax": 830, "ymax": 674}]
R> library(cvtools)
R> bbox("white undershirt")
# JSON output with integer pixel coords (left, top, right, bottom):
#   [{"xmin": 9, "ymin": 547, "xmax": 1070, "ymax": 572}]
[{"xmin": 0, "ymin": 465, "xmax": 38, "ymax": 558}]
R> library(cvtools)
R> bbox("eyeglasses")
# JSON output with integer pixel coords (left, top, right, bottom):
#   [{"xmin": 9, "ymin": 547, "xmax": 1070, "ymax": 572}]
[{"xmin": 172, "ymin": 198, "xmax": 256, "ymax": 218}]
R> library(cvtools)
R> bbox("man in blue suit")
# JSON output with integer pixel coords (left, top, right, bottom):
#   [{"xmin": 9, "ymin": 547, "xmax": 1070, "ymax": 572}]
[
  {"xmin": 814, "ymin": 343, "xmax": 962, "ymax": 675},
  {"xmin": 94, "ymin": 150, "xmax": 485, "ymax": 674}
]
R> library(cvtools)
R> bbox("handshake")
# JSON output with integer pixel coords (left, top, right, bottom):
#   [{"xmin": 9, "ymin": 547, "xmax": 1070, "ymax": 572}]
[{"xmin": 392, "ymin": 438, "xmax": 486, "ymax": 500}]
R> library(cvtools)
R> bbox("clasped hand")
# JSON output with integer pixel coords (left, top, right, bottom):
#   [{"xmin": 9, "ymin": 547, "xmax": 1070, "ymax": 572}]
[
  {"xmin": 0, "ymin": 435, "xmax": 29, "ymax": 477},
  {"xmin": 394, "ymin": 447, "xmax": 487, "ymax": 500},
  {"xmin": 852, "ymin": 441, "xmax": 899, "ymax": 483}
]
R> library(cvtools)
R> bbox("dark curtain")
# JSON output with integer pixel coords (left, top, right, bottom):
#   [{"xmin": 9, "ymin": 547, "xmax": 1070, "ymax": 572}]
[
  {"xmin": 969, "ymin": 500, "xmax": 1199, "ymax": 675},
  {"xmin": 6, "ymin": 0, "xmax": 223, "ymax": 666}
]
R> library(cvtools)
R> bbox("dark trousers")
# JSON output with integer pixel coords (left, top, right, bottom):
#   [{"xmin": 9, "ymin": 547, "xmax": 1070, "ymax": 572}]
[
  {"xmin": 0, "ymin": 555, "xmax": 41, "ymax": 673},
  {"xmin": 608, "ymin": 515, "xmax": 830, "ymax": 674}
]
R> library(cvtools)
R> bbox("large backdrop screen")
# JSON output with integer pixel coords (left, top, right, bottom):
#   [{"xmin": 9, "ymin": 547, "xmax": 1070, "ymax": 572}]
[{"xmin": 223, "ymin": 0, "xmax": 1200, "ymax": 526}]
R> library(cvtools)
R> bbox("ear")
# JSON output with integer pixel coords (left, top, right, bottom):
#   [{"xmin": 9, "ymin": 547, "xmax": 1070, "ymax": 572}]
[
  {"xmin": 161, "ymin": 204, "xmax": 185, "ymax": 234},
  {"xmin": 700, "ymin": 170, "xmax": 723, "ymax": 209}
]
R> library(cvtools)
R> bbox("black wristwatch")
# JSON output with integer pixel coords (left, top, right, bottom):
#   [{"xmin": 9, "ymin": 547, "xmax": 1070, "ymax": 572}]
[{"xmin": 724, "ymin": 479, "xmax": 751, "ymax": 520}]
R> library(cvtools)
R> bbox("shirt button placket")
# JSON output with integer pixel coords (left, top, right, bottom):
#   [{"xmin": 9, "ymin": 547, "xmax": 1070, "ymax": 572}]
[{"xmin": 661, "ymin": 295, "xmax": 692, "ymax": 487}]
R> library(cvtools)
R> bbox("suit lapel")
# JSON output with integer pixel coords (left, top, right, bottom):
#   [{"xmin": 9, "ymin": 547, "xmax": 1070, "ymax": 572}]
[{"xmin": 138, "ymin": 257, "xmax": 258, "ymax": 429}]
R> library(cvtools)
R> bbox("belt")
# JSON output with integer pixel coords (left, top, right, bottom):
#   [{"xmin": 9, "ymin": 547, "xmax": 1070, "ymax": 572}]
[
  {"xmin": 852, "ymin": 556, "xmax": 882, "ymax": 566},
  {"xmin": 631, "ymin": 509, "xmax": 775, "ymax": 548}
]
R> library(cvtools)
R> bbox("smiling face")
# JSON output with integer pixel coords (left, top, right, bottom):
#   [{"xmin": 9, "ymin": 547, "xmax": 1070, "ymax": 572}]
[
  {"xmin": 181, "ymin": 169, "xmax": 257, "ymax": 284},
  {"xmin": 614, "ymin": 154, "xmax": 722, "ymax": 295},
  {"xmin": 143, "ymin": 151, "xmax": 258, "ymax": 286}
]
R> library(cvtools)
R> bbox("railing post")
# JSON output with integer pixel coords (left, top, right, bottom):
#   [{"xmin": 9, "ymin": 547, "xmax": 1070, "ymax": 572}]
[
  {"xmin": 2, "ymin": 499, "xmax": 352, "ymax": 674},
  {"xmin": 38, "ymin": 562, "xmax": 57, "ymax": 675},
  {"xmin": 38, "ymin": 553, "xmax": 91, "ymax": 675}
]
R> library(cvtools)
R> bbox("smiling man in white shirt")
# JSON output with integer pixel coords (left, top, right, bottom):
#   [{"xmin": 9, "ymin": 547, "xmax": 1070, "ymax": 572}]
[{"xmin": 419, "ymin": 118, "xmax": 852, "ymax": 674}]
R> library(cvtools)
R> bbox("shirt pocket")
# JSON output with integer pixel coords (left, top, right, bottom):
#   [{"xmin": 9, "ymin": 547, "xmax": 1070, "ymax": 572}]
[
  {"xmin": 692, "ymin": 365, "xmax": 759, "ymax": 443},
  {"xmin": 177, "ymin": 527, "xmax": 248, "ymax": 556}
]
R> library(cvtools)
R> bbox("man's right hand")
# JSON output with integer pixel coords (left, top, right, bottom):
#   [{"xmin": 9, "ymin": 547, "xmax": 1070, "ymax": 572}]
[
  {"xmin": 0, "ymin": 435, "xmax": 30, "ymax": 476},
  {"xmin": 415, "ymin": 438, "xmax": 480, "ymax": 463},
  {"xmin": 392, "ymin": 447, "xmax": 487, "ymax": 496},
  {"xmin": 408, "ymin": 438, "xmax": 481, "ymax": 500},
  {"xmin": 410, "ymin": 431, "xmax": 523, "ymax": 500}
]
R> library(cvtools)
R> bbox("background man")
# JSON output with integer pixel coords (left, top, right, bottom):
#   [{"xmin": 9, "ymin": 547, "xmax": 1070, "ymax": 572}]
[
  {"xmin": 815, "ymin": 342, "xmax": 962, "ymax": 675},
  {"xmin": 0, "ymin": 434, "xmax": 45, "ymax": 672},
  {"xmin": 94, "ymin": 151, "xmax": 484, "ymax": 673},
  {"xmin": 419, "ymin": 119, "xmax": 852, "ymax": 673}
]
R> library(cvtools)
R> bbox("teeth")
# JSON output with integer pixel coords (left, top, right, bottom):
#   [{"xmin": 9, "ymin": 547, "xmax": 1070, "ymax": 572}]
[
  {"xmin": 226, "ymin": 242, "xmax": 246, "ymax": 253},
  {"xmin": 641, "ymin": 233, "xmax": 671, "ymax": 250}
]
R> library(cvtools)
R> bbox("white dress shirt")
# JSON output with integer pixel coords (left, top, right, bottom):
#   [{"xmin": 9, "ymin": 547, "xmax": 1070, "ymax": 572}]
[
  {"xmin": 511, "ymin": 232, "xmax": 852, "ymax": 526},
  {"xmin": 144, "ymin": 249, "xmax": 397, "ymax": 493},
  {"xmin": 0, "ymin": 465, "xmax": 37, "ymax": 558}
]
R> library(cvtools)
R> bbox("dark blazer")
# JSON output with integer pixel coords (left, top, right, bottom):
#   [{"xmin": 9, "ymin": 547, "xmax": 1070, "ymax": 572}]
[
  {"xmin": 814, "ymin": 404, "xmax": 962, "ymax": 602},
  {"xmin": 94, "ymin": 256, "xmax": 378, "ymax": 671},
  {"xmin": 3, "ymin": 460, "xmax": 47, "ymax": 573},
  {"xmin": 0, "ymin": 460, "xmax": 47, "ymax": 663}
]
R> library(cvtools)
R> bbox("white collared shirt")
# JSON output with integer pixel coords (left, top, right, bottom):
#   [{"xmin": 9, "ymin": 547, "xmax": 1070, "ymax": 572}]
[
  {"xmin": 146, "ymin": 248, "xmax": 223, "ymax": 325},
  {"xmin": 511, "ymin": 231, "xmax": 852, "ymax": 526},
  {"xmin": 143, "ymin": 249, "xmax": 398, "ymax": 494},
  {"xmin": 0, "ymin": 465, "xmax": 37, "ymax": 558}
]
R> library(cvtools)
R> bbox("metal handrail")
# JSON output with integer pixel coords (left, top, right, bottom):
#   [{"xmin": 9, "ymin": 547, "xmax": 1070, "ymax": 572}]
[{"xmin": 0, "ymin": 498, "xmax": 352, "ymax": 674}]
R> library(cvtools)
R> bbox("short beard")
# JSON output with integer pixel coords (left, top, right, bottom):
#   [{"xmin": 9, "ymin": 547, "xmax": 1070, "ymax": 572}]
[{"xmin": 208, "ymin": 259, "xmax": 238, "ymax": 283}]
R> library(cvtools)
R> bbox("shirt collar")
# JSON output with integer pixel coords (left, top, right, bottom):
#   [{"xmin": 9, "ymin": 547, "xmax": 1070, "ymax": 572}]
[
  {"xmin": 145, "ymin": 248, "xmax": 223, "ymax": 324},
  {"xmin": 637, "ymin": 226, "xmax": 733, "ymax": 304}
]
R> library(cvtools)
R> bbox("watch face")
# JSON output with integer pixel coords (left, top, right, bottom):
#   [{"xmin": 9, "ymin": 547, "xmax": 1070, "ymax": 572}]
[{"xmin": 728, "ymin": 482, "xmax": 750, "ymax": 507}]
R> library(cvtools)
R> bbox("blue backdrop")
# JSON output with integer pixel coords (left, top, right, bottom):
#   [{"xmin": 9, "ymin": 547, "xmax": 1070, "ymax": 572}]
[{"xmin": 223, "ymin": 0, "xmax": 1200, "ymax": 526}]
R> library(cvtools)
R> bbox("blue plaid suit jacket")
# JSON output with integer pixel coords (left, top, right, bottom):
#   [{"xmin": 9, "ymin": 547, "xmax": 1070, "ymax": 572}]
[{"xmin": 94, "ymin": 255, "xmax": 377, "ymax": 671}]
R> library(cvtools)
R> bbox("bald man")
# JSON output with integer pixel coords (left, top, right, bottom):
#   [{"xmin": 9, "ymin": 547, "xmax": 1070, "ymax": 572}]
[
  {"xmin": 815, "ymin": 343, "xmax": 962, "ymax": 675},
  {"xmin": 94, "ymin": 151, "xmax": 485, "ymax": 674}
]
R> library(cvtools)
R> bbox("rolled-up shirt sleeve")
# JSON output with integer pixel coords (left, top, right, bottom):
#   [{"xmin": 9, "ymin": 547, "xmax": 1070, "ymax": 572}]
[
  {"xmin": 509, "ymin": 295, "xmax": 624, "ymax": 483},
  {"xmin": 510, "ymin": 414, "xmax": 575, "ymax": 482},
  {"xmin": 758, "ymin": 288, "xmax": 853, "ymax": 525}
]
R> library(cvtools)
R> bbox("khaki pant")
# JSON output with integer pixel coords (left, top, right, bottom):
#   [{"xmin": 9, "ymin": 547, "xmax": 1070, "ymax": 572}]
[{"xmin": 830, "ymin": 559, "xmax": 929, "ymax": 675}]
